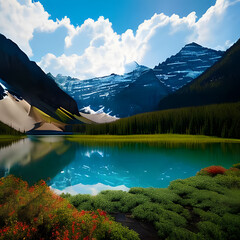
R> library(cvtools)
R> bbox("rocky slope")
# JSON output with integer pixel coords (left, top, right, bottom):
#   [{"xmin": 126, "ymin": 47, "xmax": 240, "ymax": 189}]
[{"xmin": 153, "ymin": 42, "xmax": 224, "ymax": 91}]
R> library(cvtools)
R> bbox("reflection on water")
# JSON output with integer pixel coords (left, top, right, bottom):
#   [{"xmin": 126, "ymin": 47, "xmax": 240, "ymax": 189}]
[
  {"xmin": 0, "ymin": 136, "xmax": 76, "ymax": 185},
  {"xmin": 0, "ymin": 136, "xmax": 240, "ymax": 194}
]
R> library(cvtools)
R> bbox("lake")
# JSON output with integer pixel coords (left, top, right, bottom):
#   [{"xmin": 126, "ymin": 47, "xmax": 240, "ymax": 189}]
[{"xmin": 0, "ymin": 136, "xmax": 239, "ymax": 195}]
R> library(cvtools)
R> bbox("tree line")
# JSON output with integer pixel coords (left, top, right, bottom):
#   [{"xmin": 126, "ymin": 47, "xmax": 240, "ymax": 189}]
[
  {"xmin": 70, "ymin": 102, "xmax": 240, "ymax": 139},
  {"xmin": 0, "ymin": 121, "xmax": 23, "ymax": 135}
]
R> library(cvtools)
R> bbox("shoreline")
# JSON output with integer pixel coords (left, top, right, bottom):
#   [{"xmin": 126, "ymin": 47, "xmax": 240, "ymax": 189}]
[{"xmin": 66, "ymin": 134, "xmax": 240, "ymax": 143}]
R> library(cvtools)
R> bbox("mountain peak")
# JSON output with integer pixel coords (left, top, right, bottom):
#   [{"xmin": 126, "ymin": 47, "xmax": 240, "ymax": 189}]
[{"xmin": 185, "ymin": 42, "xmax": 202, "ymax": 48}]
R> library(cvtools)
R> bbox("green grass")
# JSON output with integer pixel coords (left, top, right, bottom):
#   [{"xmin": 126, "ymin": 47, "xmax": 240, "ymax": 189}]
[
  {"xmin": 0, "ymin": 135, "xmax": 25, "ymax": 140},
  {"xmin": 62, "ymin": 165, "xmax": 240, "ymax": 240},
  {"xmin": 66, "ymin": 134, "xmax": 240, "ymax": 143}
]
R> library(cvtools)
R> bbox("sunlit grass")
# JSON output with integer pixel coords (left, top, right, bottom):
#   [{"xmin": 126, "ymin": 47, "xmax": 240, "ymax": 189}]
[{"xmin": 66, "ymin": 134, "xmax": 240, "ymax": 143}]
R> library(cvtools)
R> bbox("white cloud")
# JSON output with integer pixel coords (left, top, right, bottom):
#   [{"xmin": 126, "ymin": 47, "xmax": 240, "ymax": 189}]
[
  {"xmin": 0, "ymin": 0, "xmax": 239, "ymax": 79},
  {"xmin": 38, "ymin": 13, "xmax": 197, "ymax": 78},
  {"xmin": 0, "ymin": 0, "xmax": 73, "ymax": 56},
  {"xmin": 189, "ymin": 0, "xmax": 240, "ymax": 48}
]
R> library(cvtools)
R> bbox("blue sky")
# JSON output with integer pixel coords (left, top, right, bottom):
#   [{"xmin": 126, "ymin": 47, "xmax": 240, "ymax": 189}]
[
  {"xmin": 0, "ymin": 0, "xmax": 239, "ymax": 79},
  {"xmin": 40, "ymin": 0, "xmax": 216, "ymax": 33}
]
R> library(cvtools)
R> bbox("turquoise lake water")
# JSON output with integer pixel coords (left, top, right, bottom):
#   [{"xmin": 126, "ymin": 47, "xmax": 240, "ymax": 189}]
[{"xmin": 0, "ymin": 136, "xmax": 239, "ymax": 195}]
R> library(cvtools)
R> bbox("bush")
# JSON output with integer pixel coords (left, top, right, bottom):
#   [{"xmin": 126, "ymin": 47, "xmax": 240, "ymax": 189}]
[
  {"xmin": 197, "ymin": 221, "xmax": 226, "ymax": 240},
  {"xmin": 61, "ymin": 164, "xmax": 240, "ymax": 240},
  {"xmin": 197, "ymin": 166, "xmax": 227, "ymax": 176},
  {"xmin": 167, "ymin": 227, "xmax": 200, "ymax": 240},
  {"xmin": 0, "ymin": 175, "xmax": 140, "ymax": 240}
]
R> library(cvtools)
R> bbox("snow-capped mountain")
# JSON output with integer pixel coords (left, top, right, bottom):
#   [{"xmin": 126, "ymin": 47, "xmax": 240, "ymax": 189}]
[
  {"xmin": 52, "ymin": 63, "xmax": 169, "ymax": 118},
  {"xmin": 153, "ymin": 42, "xmax": 224, "ymax": 91},
  {"xmin": 158, "ymin": 38, "xmax": 240, "ymax": 110},
  {"xmin": 52, "ymin": 43, "xmax": 224, "ymax": 118}
]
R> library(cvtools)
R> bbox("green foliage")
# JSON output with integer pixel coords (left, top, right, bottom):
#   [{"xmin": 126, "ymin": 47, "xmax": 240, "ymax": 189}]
[
  {"xmin": 132, "ymin": 202, "xmax": 187, "ymax": 227},
  {"xmin": 197, "ymin": 221, "xmax": 226, "ymax": 240},
  {"xmin": 72, "ymin": 102, "xmax": 240, "ymax": 139},
  {"xmin": 0, "ymin": 121, "xmax": 23, "ymax": 135},
  {"xmin": 0, "ymin": 175, "xmax": 140, "ymax": 240},
  {"xmin": 221, "ymin": 213, "xmax": 240, "ymax": 240},
  {"xmin": 193, "ymin": 208, "xmax": 222, "ymax": 225},
  {"xmin": 61, "ymin": 164, "xmax": 240, "ymax": 240},
  {"xmin": 167, "ymin": 227, "xmax": 200, "ymax": 240}
]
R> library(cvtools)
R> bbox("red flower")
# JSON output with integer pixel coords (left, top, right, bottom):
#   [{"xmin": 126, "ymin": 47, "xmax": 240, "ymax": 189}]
[
  {"xmin": 91, "ymin": 224, "xmax": 97, "ymax": 232},
  {"xmin": 29, "ymin": 186, "xmax": 35, "ymax": 192},
  {"xmin": 9, "ymin": 210, "xmax": 15, "ymax": 216},
  {"xmin": 97, "ymin": 209, "xmax": 107, "ymax": 217},
  {"xmin": 202, "ymin": 166, "xmax": 227, "ymax": 176},
  {"xmin": 40, "ymin": 180, "xmax": 46, "ymax": 186},
  {"xmin": 72, "ymin": 221, "xmax": 75, "ymax": 234}
]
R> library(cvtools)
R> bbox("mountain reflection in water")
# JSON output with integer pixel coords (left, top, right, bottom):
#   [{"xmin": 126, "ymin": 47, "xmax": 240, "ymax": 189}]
[{"xmin": 0, "ymin": 136, "xmax": 239, "ymax": 195}]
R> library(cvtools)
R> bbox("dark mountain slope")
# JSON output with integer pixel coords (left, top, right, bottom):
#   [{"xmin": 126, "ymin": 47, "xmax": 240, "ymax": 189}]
[
  {"xmin": 158, "ymin": 38, "xmax": 240, "ymax": 110},
  {"xmin": 0, "ymin": 34, "xmax": 79, "ymax": 118}
]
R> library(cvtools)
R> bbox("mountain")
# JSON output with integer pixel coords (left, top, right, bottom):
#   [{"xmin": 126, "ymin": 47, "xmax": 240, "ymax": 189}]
[
  {"xmin": 0, "ymin": 34, "xmax": 119, "ymax": 132},
  {"xmin": 158, "ymin": 38, "xmax": 240, "ymax": 110},
  {"xmin": 0, "ymin": 33, "xmax": 79, "ymax": 119},
  {"xmin": 52, "ymin": 64, "xmax": 169, "ymax": 118},
  {"xmin": 53, "ymin": 43, "xmax": 224, "ymax": 118},
  {"xmin": 153, "ymin": 42, "xmax": 224, "ymax": 91}
]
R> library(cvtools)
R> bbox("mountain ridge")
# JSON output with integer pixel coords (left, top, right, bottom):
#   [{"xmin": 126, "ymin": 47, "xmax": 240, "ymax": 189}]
[
  {"xmin": 158, "ymin": 38, "xmax": 240, "ymax": 110},
  {"xmin": 53, "ymin": 42, "xmax": 224, "ymax": 118},
  {"xmin": 53, "ymin": 64, "xmax": 169, "ymax": 118},
  {"xmin": 153, "ymin": 41, "xmax": 224, "ymax": 91}
]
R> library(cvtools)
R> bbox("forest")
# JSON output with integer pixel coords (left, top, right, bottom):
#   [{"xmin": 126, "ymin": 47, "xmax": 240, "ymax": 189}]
[
  {"xmin": 71, "ymin": 102, "xmax": 240, "ymax": 139},
  {"xmin": 0, "ymin": 121, "xmax": 23, "ymax": 136}
]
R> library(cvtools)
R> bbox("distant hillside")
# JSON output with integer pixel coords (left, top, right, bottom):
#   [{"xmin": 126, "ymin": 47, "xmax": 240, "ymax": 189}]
[
  {"xmin": 158, "ymin": 38, "xmax": 240, "ymax": 110},
  {"xmin": 70, "ymin": 102, "xmax": 240, "ymax": 139}
]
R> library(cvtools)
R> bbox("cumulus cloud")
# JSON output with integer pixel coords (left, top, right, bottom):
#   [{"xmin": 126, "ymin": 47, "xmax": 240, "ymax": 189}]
[
  {"xmin": 0, "ymin": 0, "xmax": 73, "ymax": 56},
  {"xmin": 38, "ymin": 13, "xmax": 197, "ymax": 78},
  {"xmin": 189, "ymin": 0, "xmax": 240, "ymax": 48},
  {"xmin": 0, "ymin": 0, "xmax": 239, "ymax": 79}
]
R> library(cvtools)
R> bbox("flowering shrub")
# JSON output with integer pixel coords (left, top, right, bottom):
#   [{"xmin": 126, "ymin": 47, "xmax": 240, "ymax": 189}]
[
  {"xmin": 0, "ymin": 175, "xmax": 139, "ymax": 240},
  {"xmin": 197, "ymin": 166, "xmax": 227, "ymax": 176}
]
